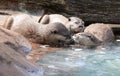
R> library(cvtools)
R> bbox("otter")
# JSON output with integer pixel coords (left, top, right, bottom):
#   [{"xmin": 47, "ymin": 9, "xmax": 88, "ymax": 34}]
[
  {"xmin": 72, "ymin": 23, "xmax": 115, "ymax": 47},
  {"xmin": 84, "ymin": 23, "xmax": 115, "ymax": 42},
  {"xmin": 3, "ymin": 14, "xmax": 72, "ymax": 47},
  {"xmin": 0, "ymin": 9, "xmax": 45, "ymax": 25},
  {"xmin": 72, "ymin": 32, "xmax": 101, "ymax": 47},
  {"xmin": 38, "ymin": 14, "xmax": 85, "ymax": 34}
]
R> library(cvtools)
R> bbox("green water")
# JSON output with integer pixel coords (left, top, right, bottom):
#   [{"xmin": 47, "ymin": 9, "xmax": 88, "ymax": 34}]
[{"xmin": 37, "ymin": 40, "xmax": 120, "ymax": 76}]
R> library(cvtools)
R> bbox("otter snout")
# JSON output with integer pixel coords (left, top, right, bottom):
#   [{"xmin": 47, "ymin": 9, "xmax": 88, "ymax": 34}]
[
  {"xmin": 65, "ymin": 39, "xmax": 75, "ymax": 45},
  {"xmin": 73, "ymin": 26, "xmax": 84, "ymax": 33},
  {"xmin": 58, "ymin": 35, "xmax": 74, "ymax": 46},
  {"xmin": 55, "ymin": 35, "xmax": 74, "ymax": 47}
]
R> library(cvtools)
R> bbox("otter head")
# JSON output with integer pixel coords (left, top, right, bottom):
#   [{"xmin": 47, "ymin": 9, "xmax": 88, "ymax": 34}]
[
  {"xmin": 67, "ymin": 17, "xmax": 84, "ymax": 34},
  {"xmin": 37, "ymin": 22, "xmax": 73, "ymax": 47},
  {"xmin": 72, "ymin": 32, "xmax": 101, "ymax": 47}
]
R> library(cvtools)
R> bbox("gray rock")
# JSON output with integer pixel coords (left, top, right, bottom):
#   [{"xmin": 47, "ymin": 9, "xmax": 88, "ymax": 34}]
[
  {"xmin": 0, "ymin": 27, "xmax": 32, "ymax": 55},
  {"xmin": 0, "ymin": 43, "xmax": 43, "ymax": 76}
]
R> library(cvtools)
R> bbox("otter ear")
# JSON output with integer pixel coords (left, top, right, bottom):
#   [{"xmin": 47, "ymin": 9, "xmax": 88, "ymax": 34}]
[{"xmin": 51, "ymin": 30, "xmax": 58, "ymax": 34}]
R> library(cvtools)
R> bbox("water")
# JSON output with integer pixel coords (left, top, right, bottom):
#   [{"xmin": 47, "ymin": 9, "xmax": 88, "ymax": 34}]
[{"xmin": 36, "ymin": 40, "xmax": 120, "ymax": 76}]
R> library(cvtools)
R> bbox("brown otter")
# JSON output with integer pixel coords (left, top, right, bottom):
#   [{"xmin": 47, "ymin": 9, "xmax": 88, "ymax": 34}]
[
  {"xmin": 72, "ymin": 23, "xmax": 115, "ymax": 47},
  {"xmin": 39, "ymin": 14, "xmax": 85, "ymax": 34},
  {"xmin": 84, "ymin": 23, "xmax": 115, "ymax": 42},
  {"xmin": 72, "ymin": 32, "xmax": 101, "ymax": 47},
  {"xmin": 3, "ymin": 14, "xmax": 72, "ymax": 47},
  {"xmin": 0, "ymin": 9, "xmax": 45, "ymax": 25}
]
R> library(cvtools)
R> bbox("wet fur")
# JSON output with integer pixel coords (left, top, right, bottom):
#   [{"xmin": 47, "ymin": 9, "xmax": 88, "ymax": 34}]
[
  {"xmin": 39, "ymin": 14, "xmax": 85, "ymax": 34},
  {"xmin": 72, "ymin": 23, "xmax": 115, "ymax": 47},
  {"xmin": 84, "ymin": 23, "xmax": 115, "ymax": 43},
  {"xmin": 72, "ymin": 32, "xmax": 101, "ymax": 47},
  {"xmin": 3, "ymin": 14, "xmax": 72, "ymax": 46}
]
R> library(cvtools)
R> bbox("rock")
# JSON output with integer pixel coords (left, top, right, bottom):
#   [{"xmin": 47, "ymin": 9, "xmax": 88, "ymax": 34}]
[
  {"xmin": 0, "ymin": 27, "xmax": 32, "ymax": 55},
  {"xmin": 0, "ymin": 27, "xmax": 43, "ymax": 76},
  {"xmin": 0, "ymin": 43, "xmax": 43, "ymax": 76},
  {"xmin": 0, "ymin": 0, "xmax": 119, "ymax": 24}
]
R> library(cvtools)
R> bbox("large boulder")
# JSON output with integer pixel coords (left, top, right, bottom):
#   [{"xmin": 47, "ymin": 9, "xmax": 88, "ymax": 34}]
[
  {"xmin": 0, "ymin": 43, "xmax": 43, "ymax": 76},
  {"xmin": 0, "ymin": 27, "xmax": 32, "ymax": 55},
  {"xmin": 0, "ymin": 27, "xmax": 43, "ymax": 76}
]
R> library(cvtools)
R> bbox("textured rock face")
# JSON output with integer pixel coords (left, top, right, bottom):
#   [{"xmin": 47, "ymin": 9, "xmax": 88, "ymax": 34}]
[
  {"xmin": 0, "ymin": 27, "xmax": 43, "ymax": 76},
  {"xmin": 0, "ymin": 43, "xmax": 43, "ymax": 76},
  {"xmin": 0, "ymin": 0, "xmax": 120, "ymax": 25},
  {"xmin": 65, "ymin": 0, "xmax": 120, "ymax": 24},
  {"xmin": 0, "ymin": 27, "xmax": 32, "ymax": 55}
]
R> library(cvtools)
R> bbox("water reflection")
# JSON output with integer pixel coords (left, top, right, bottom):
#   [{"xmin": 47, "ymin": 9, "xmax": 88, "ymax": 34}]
[{"xmin": 36, "ymin": 40, "xmax": 120, "ymax": 76}]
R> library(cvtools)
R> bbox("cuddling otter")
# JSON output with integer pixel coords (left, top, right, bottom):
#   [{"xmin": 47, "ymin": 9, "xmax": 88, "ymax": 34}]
[
  {"xmin": 72, "ymin": 23, "xmax": 115, "ymax": 47},
  {"xmin": 2, "ymin": 14, "xmax": 73, "ymax": 46},
  {"xmin": 39, "ymin": 14, "xmax": 85, "ymax": 34},
  {"xmin": 84, "ymin": 23, "xmax": 114, "ymax": 42},
  {"xmin": 2, "ymin": 11, "xmax": 114, "ymax": 48},
  {"xmin": 0, "ymin": 11, "xmax": 85, "ymax": 34},
  {"xmin": 72, "ymin": 32, "xmax": 101, "ymax": 47}
]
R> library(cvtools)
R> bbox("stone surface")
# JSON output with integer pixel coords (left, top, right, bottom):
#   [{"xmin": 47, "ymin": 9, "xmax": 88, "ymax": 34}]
[
  {"xmin": 0, "ymin": 27, "xmax": 43, "ymax": 76},
  {"xmin": 0, "ymin": 27, "xmax": 32, "ymax": 55},
  {"xmin": 0, "ymin": 0, "xmax": 119, "ymax": 25},
  {"xmin": 0, "ymin": 43, "xmax": 43, "ymax": 76}
]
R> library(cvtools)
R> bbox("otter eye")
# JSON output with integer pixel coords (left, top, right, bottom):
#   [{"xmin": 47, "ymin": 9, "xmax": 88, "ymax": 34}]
[
  {"xmin": 51, "ymin": 30, "xmax": 58, "ymax": 34},
  {"xmin": 68, "ymin": 18, "xmax": 71, "ymax": 21},
  {"xmin": 86, "ymin": 35, "xmax": 93, "ymax": 39}
]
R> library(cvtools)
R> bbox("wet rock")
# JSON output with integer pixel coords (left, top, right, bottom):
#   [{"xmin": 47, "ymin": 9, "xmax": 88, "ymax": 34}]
[
  {"xmin": 0, "ymin": 27, "xmax": 32, "ymax": 55},
  {"xmin": 0, "ymin": 27, "xmax": 43, "ymax": 76},
  {"xmin": 0, "ymin": 0, "xmax": 120, "ymax": 24},
  {"xmin": 0, "ymin": 43, "xmax": 43, "ymax": 76}
]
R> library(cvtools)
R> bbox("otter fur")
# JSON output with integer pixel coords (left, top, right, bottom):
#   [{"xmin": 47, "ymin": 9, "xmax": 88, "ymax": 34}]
[
  {"xmin": 72, "ymin": 23, "xmax": 115, "ymax": 47},
  {"xmin": 0, "ymin": 10, "xmax": 45, "ymax": 25},
  {"xmin": 2, "ymin": 14, "xmax": 72, "ymax": 46},
  {"xmin": 39, "ymin": 14, "xmax": 85, "ymax": 34},
  {"xmin": 84, "ymin": 23, "xmax": 115, "ymax": 42},
  {"xmin": 72, "ymin": 32, "xmax": 101, "ymax": 47}
]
